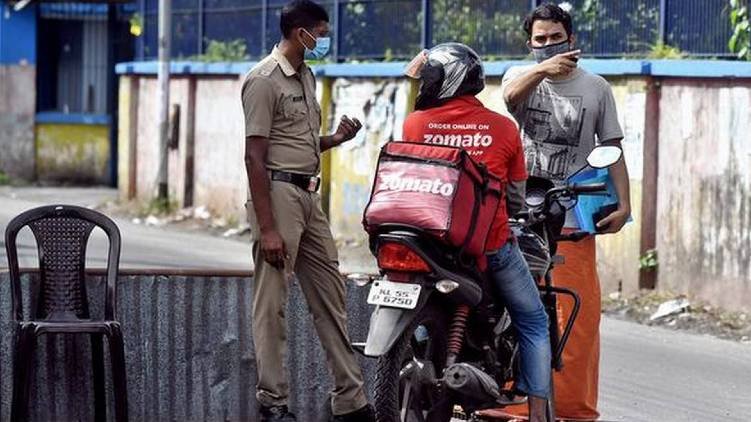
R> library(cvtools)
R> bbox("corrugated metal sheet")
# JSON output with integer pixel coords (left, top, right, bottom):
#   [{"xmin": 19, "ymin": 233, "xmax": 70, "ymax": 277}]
[
  {"xmin": 657, "ymin": 80, "xmax": 751, "ymax": 312},
  {"xmin": 0, "ymin": 270, "xmax": 376, "ymax": 421}
]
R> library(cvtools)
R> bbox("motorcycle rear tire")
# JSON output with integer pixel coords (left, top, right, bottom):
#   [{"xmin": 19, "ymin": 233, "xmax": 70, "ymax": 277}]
[{"xmin": 373, "ymin": 303, "xmax": 454, "ymax": 422}]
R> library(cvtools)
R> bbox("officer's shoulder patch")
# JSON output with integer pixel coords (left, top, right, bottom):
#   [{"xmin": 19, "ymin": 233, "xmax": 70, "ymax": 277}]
[
  {"xmin": 258, "ymin": 63, "xmax": 276, "ymax": 77},
  {"xmin": 250, "ymin": 56, "xmax": 279, "ymax": 78}
]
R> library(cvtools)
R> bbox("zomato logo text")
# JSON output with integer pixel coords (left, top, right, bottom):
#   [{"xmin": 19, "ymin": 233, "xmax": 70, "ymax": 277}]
[
  {"xmin": 378, "ymin": 175, "xmax": 455, "ymax": 197},
  {"xmin": 423, "ymin": 132, "xmax": 493, "ymax": 148}
]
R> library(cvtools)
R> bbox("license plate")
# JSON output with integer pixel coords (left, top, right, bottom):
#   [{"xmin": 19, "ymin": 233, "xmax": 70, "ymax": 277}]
[{"xmin": 367, "ymin": 279, "xmax": 422, "ymax": 309}]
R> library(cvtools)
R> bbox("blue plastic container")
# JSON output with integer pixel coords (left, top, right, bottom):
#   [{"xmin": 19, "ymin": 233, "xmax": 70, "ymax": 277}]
[{"xmin": 567, "ymin": 168, "xmax": 630, "ymax": 233}]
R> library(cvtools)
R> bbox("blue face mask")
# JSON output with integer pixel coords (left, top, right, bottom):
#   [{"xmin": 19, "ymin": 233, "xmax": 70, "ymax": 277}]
[{"xmin": 302, "ymin": 29, "xmax": 330, "ymax": 60}]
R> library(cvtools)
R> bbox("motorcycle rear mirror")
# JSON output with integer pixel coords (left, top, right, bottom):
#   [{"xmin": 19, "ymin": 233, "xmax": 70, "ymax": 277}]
[{"xmin": 586, "ymin": 145, "xmax": 622, "ymax": 169}]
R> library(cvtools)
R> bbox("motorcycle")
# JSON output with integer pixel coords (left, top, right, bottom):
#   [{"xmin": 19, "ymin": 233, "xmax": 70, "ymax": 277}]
[{"xmin": 350, "ymin": 145, "xmax": 624, "ymax": 422}]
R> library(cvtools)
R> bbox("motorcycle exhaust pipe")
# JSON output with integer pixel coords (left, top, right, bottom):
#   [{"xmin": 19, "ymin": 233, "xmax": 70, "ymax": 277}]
[{"xmin": 443, "ymin": 363, "xmax": 501, "ymax": 404}]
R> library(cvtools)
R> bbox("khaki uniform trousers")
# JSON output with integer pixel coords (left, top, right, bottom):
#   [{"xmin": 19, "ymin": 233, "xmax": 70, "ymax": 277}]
[{"xmin": 247, "ymin": 180, "xmax": 367, "ymax": 415}]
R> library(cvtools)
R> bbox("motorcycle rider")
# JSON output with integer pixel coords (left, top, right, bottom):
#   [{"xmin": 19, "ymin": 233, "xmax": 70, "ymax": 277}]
[{"xmin": 401, "ymin": 43, "xmax": 551, "ymax": 422}]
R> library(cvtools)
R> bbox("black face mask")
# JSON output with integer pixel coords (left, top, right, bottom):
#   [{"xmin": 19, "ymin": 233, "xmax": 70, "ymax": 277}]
[{"xmin": 531, "ymin": 40, "xmax": 571, "ymax": 63}]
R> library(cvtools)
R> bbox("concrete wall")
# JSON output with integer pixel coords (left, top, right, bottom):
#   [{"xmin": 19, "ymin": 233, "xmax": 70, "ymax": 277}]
[
  {"xmin": 656, "ymin": 80, "xmax": 751, "ymax": 312},
  {"xmin": 193, "ymin": 78, "xmax": 247, "ymax": 217},
  {"xmin": 118, "ymin": 77, "xmax": 138, "ymax": 199},
  {"xmin": 35, "ymin": 123, "xmax": 110, "ymax": 184},
  {"xmin": 328, "ymin": 78, "xmax": 410, "ymax": 243},
  {"xmin": 0, "ymin": 270, "xmax": 375, "ymax": 421},
  {"xmin": 134, "ymin": 77, "xmax": 190, "ymax": 203},
  {"xmin": 118, "ymin": 75, "xmax": 248, "ymax": 220},
  {"xmin": 592, "ymin": 78, "xmax": 646, "ymax": 296},
  {"xmin": 0, "ymin": 3, "xmax": 37, "ymax": 181},
  {"xmin": 0, "ymin": 65, "xmax": 35, "ymax": 181}
]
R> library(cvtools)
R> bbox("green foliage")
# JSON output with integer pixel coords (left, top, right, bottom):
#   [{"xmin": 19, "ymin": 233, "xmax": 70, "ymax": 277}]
[
  {"xmin": 624, "ymin": 2, "xmax": 660, "ymax": 54},
  {"xmin": 0, "ymin": 171, "xmax": 10, "ymax": 185},
  {"xmin": 430, "ymin": 3, "xmax": 527, "ymax": 56},
  {"xmin": 309, "ymin": 1, "xmax": 692, "ymax": 61},
  {"xmin": 191, "ymin": 39, "xmax": 250, "ymax": 62},
  {"xmin": 648, "ymin": 41, "xmax": 684, "ymax": 59},
  {"xmin": 580, "ymin": 0, "xmax": 599, "ymax": 32},
  {"xmin": 576, "ymin": 0, "xmax": 619, "ymax": 54},
  {"xmin": 550, "ymin": 1, "xmax": 686, "ymax": 59},
  {"xmin": 140, "ymin": 197, "xmax": 178, "ymax": 216},
  {"xmin": 338, "ymin": 0, "xmax": 527, "ymax": 60},
  {"xmin": 639, "ymin": 249, "xmax": 659, "ymax": 271},
  {"xmin": 383, "ymin": 48, "xmax": 395, "ymax": 63},
  {"xmin": 339, "ymin": 2, "xmax": 421, "ymax": 60},
  {"xmin": 729, "ymin": 0, "xmax": 750, "ymax": 60},
  {"xmin": 129, "ymin": 13, "xmax": 144, "ymax": 37}
]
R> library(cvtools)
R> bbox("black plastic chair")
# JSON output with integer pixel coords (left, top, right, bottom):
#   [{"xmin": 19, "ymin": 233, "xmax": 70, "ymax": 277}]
[{"xmin": 4, "ymin": 205, "xmax": 128, "ymax": 422}]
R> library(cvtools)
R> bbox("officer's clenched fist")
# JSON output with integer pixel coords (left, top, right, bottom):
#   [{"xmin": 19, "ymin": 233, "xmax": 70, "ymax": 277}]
[{"xmin": 332, "ymin": 115, "xmax": 363, "ymax": 145}]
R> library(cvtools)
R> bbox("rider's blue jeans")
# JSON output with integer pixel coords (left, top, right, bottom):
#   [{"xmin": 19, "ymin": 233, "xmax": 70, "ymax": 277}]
[{"xmin": 487, "ymin": 239, "xmax": 551, "ymax": 399}]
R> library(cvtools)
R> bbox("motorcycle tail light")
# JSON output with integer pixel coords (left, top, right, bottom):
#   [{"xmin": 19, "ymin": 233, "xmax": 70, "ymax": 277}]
[{"xmin": 377, "ymin": 242, "xmax": 431, "ymax": 273}]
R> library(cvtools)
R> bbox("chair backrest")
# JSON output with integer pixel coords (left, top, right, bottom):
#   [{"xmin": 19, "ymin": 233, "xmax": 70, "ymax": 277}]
[{"xmin": 4, "ymin": 205, "xmax": 121, "ymax": 322}]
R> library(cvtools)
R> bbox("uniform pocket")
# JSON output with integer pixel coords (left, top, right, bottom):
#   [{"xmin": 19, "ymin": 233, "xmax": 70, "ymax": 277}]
[{"xmin": 282, "ymin": 93, "xmax": 307, "ymax": 120}]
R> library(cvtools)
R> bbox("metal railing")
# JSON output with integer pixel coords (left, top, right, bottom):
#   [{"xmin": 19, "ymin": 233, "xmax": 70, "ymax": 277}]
[{"xmin": 135, "ymin": 0, "xmax": 749, "ymax": 61}]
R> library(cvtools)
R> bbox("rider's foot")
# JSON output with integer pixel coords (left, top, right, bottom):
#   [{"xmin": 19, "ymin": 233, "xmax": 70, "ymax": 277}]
[
  {"xmin": 260, "ymin": 405, "xmax": 297, "ymax": 422},
  {"xmin": 528, "ymin": 395, "xmax": 548, "ymax": 422},
  {"xmin": 332, "ymin": 404, "xmax": 376, "ymax": 422}
]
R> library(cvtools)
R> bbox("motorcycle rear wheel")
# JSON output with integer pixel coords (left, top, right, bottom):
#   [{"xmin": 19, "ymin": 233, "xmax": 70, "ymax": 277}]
[{"xmin": 373, "ymin": 304, "xmax": 454, "ymax": 422}]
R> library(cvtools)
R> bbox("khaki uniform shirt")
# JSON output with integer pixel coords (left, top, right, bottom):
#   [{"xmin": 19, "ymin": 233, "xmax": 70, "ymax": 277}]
[{"xmin": 241, "ymin": 46, "xmax": 322, "ymax": 175}]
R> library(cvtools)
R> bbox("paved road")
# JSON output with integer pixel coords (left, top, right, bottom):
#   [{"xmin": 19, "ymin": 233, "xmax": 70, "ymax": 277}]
[
  {"xmin": 599, "ymin": 317, "xmax": 750, "ymax": 421},
  {"xmin": 0, "ymin": 187, "xmax": 251, "ymax": 270},
  {"xmin": 1, "ymin": 187, "xmax": 749, "ymax": 421}
]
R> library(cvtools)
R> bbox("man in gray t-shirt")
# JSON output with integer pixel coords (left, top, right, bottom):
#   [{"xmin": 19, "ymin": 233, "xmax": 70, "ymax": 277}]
[
  {"xmin": 503, "ymin": 65, "xmax": 623, "ymax": 184},
  {"xmin": 499, "ymin": 4, "xmax": 630, "ymax": 421}
]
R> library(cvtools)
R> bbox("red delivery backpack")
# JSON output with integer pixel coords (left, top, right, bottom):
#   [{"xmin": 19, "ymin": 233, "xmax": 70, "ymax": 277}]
[{"xmin": 363, "ymin": 141, "xmax": 503, "ymax": 257}]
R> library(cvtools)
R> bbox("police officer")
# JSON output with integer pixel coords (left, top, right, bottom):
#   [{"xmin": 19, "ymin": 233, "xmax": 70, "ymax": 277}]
[{"xmin": 241, "ymin": 1, "xmax": 375, "ymax": 421}]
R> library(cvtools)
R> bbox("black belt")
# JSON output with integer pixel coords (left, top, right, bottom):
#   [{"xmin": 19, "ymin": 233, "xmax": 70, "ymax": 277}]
[{"xmin": 270, "ymin": 170, "xmax": 321, "ymax": 192}]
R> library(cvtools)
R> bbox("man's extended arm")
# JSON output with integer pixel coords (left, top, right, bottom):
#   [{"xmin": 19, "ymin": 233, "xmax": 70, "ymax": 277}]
[
  {"xmin": 503, "ymin": 50, "xmax": 580, "ymax": 109},
  {"xmin": 320, "ymin": 115, "xmax": 362, "ymax": 151}
]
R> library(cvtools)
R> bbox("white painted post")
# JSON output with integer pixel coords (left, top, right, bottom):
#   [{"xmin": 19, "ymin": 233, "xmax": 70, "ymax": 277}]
[{"xmin": 157, "ymin": 0, "xmax": 171, "ymax": 199}]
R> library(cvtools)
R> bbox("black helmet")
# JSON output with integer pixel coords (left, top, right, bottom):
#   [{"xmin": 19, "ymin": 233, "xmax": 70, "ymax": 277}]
[{"xmin": 405, "ymin": 43, "xmax": 485, "ymax": 111}]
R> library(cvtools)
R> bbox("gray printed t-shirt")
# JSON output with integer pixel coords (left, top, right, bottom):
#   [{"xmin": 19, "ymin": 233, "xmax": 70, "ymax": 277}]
[
  {"xmin": 502, "ymin": 66, "xmax": 623, "ymax": 182},
  {"xmin": 501, "ymin": 66, "xmax": 624, "ymax": 226}
]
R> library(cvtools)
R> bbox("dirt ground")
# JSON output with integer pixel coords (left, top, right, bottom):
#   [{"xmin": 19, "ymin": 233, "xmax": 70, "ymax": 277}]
[{"xmin": 602, "ymin": 290, "xmax": 751, "ymax": 343}]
